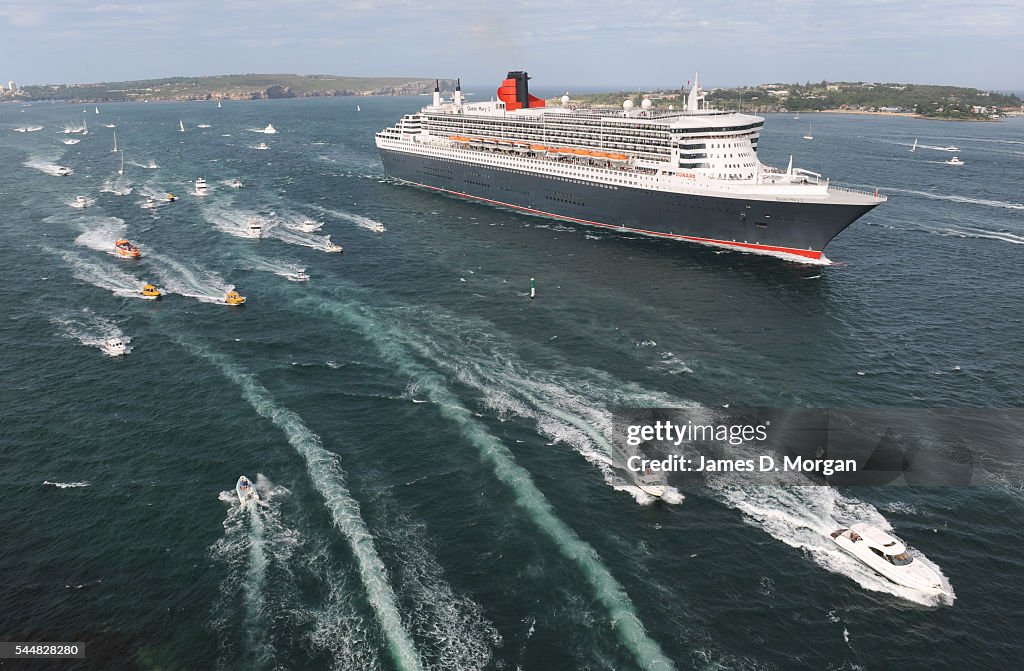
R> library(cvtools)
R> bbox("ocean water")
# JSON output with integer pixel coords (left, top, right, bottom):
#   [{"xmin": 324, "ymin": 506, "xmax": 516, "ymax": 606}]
[{"xmin": 1, "ymin": 97, "xmax": 1022, "ymax": 670}]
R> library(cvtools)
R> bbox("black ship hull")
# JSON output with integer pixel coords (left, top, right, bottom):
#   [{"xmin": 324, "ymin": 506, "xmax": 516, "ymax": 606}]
[{"xmin": 379, "ymin": 147, "xmax": 879, "ymax": 261}]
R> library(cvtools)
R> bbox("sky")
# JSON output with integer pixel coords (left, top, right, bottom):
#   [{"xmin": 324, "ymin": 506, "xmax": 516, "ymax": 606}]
[{"xmin": 1, "ymin": 1, "xmax": 1022, "ymax": 91}]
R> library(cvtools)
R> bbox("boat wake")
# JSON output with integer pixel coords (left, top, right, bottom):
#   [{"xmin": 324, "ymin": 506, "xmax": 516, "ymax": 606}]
[
  {"xmin": 72, "ymin": 216, "xmax": 129, "ymax": 255},
  {"xmin": 129, "ymin": 159, "xmax": 160, "ymax": 170},
  {"xmin": 268, "ymin": 224, "xmax": 338, "ymax": 252},
  {"xmin": 304, "ymin": 294, "xmax": 678, "ymax": 671},
  {"xmin": 57, "ymin": 249, "xmax": 150, "ymax": 299},
  {"xmin": 181, "ymin": 340, "xmax": 425, "ymax": 671},
  {"xmin": 51, "ymin": 310, "xmax": 131, "ymax": 356},
  {"xmin": 43, "ymin": 480, "xmax": 90, "ymax": 488},
  {"xmin": 309, "ymin": 205, "xmax": 387, "ymax": 233},
  {"xmin": 24, "ymin": 156, "xmax": 73, "ymax": 176},
  {"xmin": 247, "ymin": 257, "xmax": 309, "ymax": 282},
  {"xmin": 100, "ymin": 178, "xmax": 133, "ymax": 196},
  {"xmin": 849, "ymin": 183, "xmax": 1024, "ymax": 211},
  {"xmin": 210, "ymin": 476, "xmax": 302, "ymax": 670},
  {"xmin": 201, "ymin": 205, "xmax": 276, "ymax": 240},
  {"xmin": 931, "ymin": 225, "xmax": 1024, "ymax": 245},
  {"xmin": 148, "ymin": 253, "xmax": 233, "ymax": 304}
]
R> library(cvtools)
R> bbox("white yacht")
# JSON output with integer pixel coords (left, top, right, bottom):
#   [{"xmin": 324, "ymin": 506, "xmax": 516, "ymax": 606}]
[
  {"xmin": 831, "ymin": 523, "xmax": 948, "ymax": 595},
  {"xmin": 100, "ymin": 337, "xmax": 127, "ymax": 356},
  {"xmin": 55, "ymin": 166, "xmax": 71, "ymax": 176},
  {"xmin": 297, "ymin": 219, "xmax": 322, "ymax": 232},
  {"xmin": 71, "ymin": 196, "xmax": 89, "ymax": 209},
  {"xmin": 257, "ymin": 142, "xmax": 268, "ymax": 150},
  {"xmin": 324, "ymin": 237, "xmax": 343, "ymax": 253},
  {"xmin": 245, "ymin": 218, "xmax": 264, "ymax": 238},
  {"xmin": 197, "ymin": 124, "xmax": 211, "ymax": 128},
  {"xmin": 236, "ymin": 475, "xmax": 259, "ymax": 506},
  {"xmin": 945, "ymin": 156, "xmax": 965, "ymax": 166},
  {"xmin": 942, "ymin": 145, "xmax": 959, "ymax": 152},
  {"xmin": 62, "ymin": 139, "xmax": 80, "ymax": 145},
  {"xmin": 263, "ymin": 123, "xmax": 277, "ymax": 134},
  {"xmin": 368, "ymin": 222, "xmax": 386, "ymax": 233},
  {"xmin": 194, "ymin": 177, "xmax": 209, "ymax": 195},
  {"xmin": 230, "ymin": 178, "xmax": 244, "ymax": 188},
  {"xmin": 286, "ymin": 270, "xmax": 310, "ymax": 282}
]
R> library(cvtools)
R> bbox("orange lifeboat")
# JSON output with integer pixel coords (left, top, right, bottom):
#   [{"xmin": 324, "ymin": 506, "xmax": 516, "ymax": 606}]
[{"xmin": 114, "ymin": 239, "xmax": 140, "ymax": 258}]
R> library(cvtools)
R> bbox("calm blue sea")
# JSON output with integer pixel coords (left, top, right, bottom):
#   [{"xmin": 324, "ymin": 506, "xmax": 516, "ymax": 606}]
[{"xmin": 1, "ymin": 97, "xmax": 1022, "ymax": 670}]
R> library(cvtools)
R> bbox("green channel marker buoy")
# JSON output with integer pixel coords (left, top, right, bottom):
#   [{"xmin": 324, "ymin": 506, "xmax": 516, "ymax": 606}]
[{"xmin": 530, "ymin": 277, "xmax": 536, "ymax": 300}]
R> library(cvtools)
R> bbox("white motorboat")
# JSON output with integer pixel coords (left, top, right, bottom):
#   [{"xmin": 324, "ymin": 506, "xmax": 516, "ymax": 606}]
[
  {"xmin": 263, "ymin": 123, "xmax": 276, "ymax": 134},
  {"xmin": 286, "ymin": 270, "xmax": 310, "ymax": 282},
  {"xmin": 324, "ymin": 237, "xmax": 343, "ymax": 253},
  {"xmin": 71, "ymin": 196, "xmax": 89, "ymax": 209},
  {"xmin": 257, "ymin": 142, "xmax": 268, "ymax": 150},
  {"xmin": 197, "ymin": 124, "xmax": 211, "ymax": 128},
  {"xmin": 245, "ymin": 218, "xmax": 264, "ymax": 238},
  {"xmin": 236, "ymin": 475, "xmax": 259, "ymax": 506},
  {"xmin": 229, "ymin": 178, "xmax": 243, "ymax": 188},
  {"xmin": 194, "ymin": 177, "xmax": 209, "ymax": 195},
  {"xmin": 100, "ymin": 337, "xmax": 127, "ymax": 356},
  {"xmin": 831, "ymin": 523, "xmax": 948, "ymax": 595},
  {"xmin": 369, "ymin": 222, "xmax": 386, "ymax": 233},
  {"xmin": 55, "ymin": 166, "xmax": 71, "ymax": 176},
  {"xmin": 945, "ymin": 156, "xmax": 965, "ymax": 166},
  {"xmin": 141, "ymin": 196, "xmax": 156, "ymax": 209},
  {"xmin": 942, "ymin": 145, "xmax": 959, "ymax": 152},
  {"xmin": 62, "ymin": 139, "xmax": 80, "ymax": 145},
  {"xmin": 297, "ymin": 219, "xmax": 321, "ymax": 232}
]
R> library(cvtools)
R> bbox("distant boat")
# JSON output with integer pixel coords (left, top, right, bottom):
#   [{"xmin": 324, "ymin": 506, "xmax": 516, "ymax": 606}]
[
  {"xmin": 179, "ymin": 120, "xmax": 185, "ymax": 132},
  {"xmin": 357, "ymin": 105, "xmax": 361, "ymax": 112},
  {"xmin": 112, "ymin": 129, "xmax": 118, "ymax": 152},
  {"xmin": 802, "ymin": 122, "xmax": 813, "ymax": 140},
  {"xmin": 794, "ymin": 111, "xmax": 800, "ymax": 120},
  {"xmin": 82, "ymin": 117, "xmax": 89, "ymax": 135},
  {"xmin": 245, "ymin": 218, "xmax": 264, "ymax": 238},
  {"xmin": 229, "ymin": 178, "xmax": 243, "ymax": 188},
  {"xmin": 62, "ymin": 138, "xmax": 80, "ymax": 145},
  {"xmin": 945, "ymin": 156, "xmax": 965, "ymax": 166},
  {"xmin": 217, "ymin": 100, "xmax": 222, "ymax": 108},
  {"xmin": 100, "ymin": 337, "xmax": 127, "ymax": 357},
  {"xmin": 911, "ymin": 138, "xmax": 917, "ymax": 152},
  {"xmin": 263, "ymin": 123, "xmax": 276, "ymax": 134},
  {"xmin": 95, "ymin": 106, "xmax": 99, "ymax": 114},
  {"xmin": 118, "ymin": 151, "xmax": 124, "ymax": 176},
  {"xmin": 71, "ymin": 195, "xmax": 89, "ymax": 209},
  {"xmin": 257, "ymin": 142, "xmax": 268, "ymax": 150},
  {"xmin": 197, "ymin": 123, "xmax": 211, "ymax": 128},
  {"xmin": 943, "ymin": 145, "xmax": 959, "ymax": 152},
  {"xmin": 195, "ymin": 177, "xmax": 208, "ymax": 195}
]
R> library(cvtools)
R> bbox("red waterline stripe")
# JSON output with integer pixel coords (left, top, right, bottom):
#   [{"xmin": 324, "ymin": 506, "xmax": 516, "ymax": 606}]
[{"xmin": 399, "ymin": 179, "xmax": 824, "ymax": 261}]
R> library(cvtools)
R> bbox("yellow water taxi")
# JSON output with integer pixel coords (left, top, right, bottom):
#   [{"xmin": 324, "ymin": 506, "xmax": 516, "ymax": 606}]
[
  {"xmin": 140, "ymin": 283, "xmax": 162, "ymax": 300},
  {"xmin": 224, "ymin": 290, "xmax": 246, "ymax": 305}
]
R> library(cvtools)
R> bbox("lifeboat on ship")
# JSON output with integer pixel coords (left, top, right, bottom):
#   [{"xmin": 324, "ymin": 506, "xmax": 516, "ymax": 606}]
[
  {"xmin": 530, "ymin": 145, "xmax": 548, "ymax": 156},
  {"xmin": 140, "ymin": 283, "xmax": 162, "ymax": 300},
  {"xmin": 224, "ymin": 290, "xmax": 246, "ymax": 305},
  {"xmin": 114, "ymin": 239, "xmax": 140, "ymax": 258}
]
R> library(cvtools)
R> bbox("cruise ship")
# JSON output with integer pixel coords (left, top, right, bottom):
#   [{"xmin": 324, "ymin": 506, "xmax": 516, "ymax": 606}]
[{"xmin": 376, "ymin": 72, "xmax": 886, "ymax": 262}]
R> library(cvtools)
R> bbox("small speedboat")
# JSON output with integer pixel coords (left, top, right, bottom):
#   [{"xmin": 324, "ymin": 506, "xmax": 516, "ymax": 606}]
[
  {"xmin": 197, "ymin": 124, "xmax": 211, "ymax": 129},
  {"xmin": 224, "ymin": 290, "xmax": 246, "ymax": 305},
  {"xmin": 140, "ymin": 283, "xmax": 162, "ymax": 300},
  {"xmin": 945, "ymin": 156, "xmax": 965, "ymax": 166},
  {"xmin": 70, "ymin": 196, "xmax": 89, "ymax": 209},
  {"xmin": 369, "ymin": 222, "xmax": 386, "ymax": 233},
  {"xmin": 114, "ymin": 239, "xmax": 141, "ymax": 258},
  {"xmin": 942, "ymin": 145, "xmax": 959, "ymax": 152},
  {"xmin": 263, "ymin": 123, "xmax": 276, "ymax": 134},
  {"xmin": 100, "ymin": 337, "xmax": 127, "ymax": 356},
  {"xmin": 236, "ymin": 475, "xmax": 259, "ymax": 506},
  {"xmin": 831, "ymin": 523, "xmax": 948, "ymax": 595},
  {"xmin": 55, "ymin": 166, "xmax": 71, "ymax": 176},
  {"xmin": 141, "ymin": 196, "xmax": 156, "ymax": 209},
  {"xmin": 324, "ymin": 237, "xmax": 343, "ymax": 253},
  {"xmin": 62, "ymin": 138, "xmax": 80, "ymax": 145},
  {"xmin": 245, "ymin": 218, "xmax": 264, "ymax": 238},
  {"xmin": 165, "ymin": 193, "xmax": 177, "ymax": 202},
  {"xmin": 297, "ymin": 219, "xmax": 321, "ymax": 232},
  {"xmin": 194, "ymin": 177, "xmax": 208, "ymax": 195},
  {"xmin": 229, "ymin": 179, "xmax": 243, "ymax": 188},
  {"xmin": 257, "ymin": 142, "xmax": 268, "ymax": 150},
  {"xmin": 286, "ymin": 270, "xmax": 310, "ymax": 282}
]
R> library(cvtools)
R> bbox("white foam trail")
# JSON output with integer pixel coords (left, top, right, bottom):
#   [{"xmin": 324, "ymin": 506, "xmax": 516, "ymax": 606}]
[
  {"xmin": 57, "ymin": 250, "xmax": 150, "ymax": 299},
  {"xmin": 269, "ymin": 224, "xmax": 338, "ymax": 252},
  {"xmin": 309, "ymin": 204, "xmax": 387, "ymax": 232},
  {"xmin": 243, "ymin": 505, "xmax": 273, "ymax": 665},
  {"xmin": 68, "ymin": 195, "xmax": 97, "ymax": 208},
  {"xmin": 43, "ymin": 480, "xmax": 90, "ymax": 488},
  {"xmin": 100, "ymin": 178, "xmax": 133, "ymax": 196},
  {"xmin": 849, "ymin": 184, "xmax": 1024, "ymax": 211},
  {"xmin": 181, "ymin": 341, "xmax": 424, "ymax": 671},
  {"xmin": 149, "ymin": 253, "xmax": 232, "ymax": 303},
  {"xmin": 128, "ymin": 159, "xmax": 160, "ymax": 169},
  {"xmin": 308, "ymin": 297, "xmax": 676, "ymax": 671},
  {"xmin": 201, "ymin": 204, "xmax": 273, "ymax": 240},
  {"xmin": 932, "ymin": 226, "xmax": 1024, "ymax": 245},
  {"xmin": 24, "ymin": 157, "xmax": 72, "ymax": 176},
  {"xmin": 70, "ymin": 216, "xmax": 128, "ymax": 255},
  {"xmin": 247, "ymin": 257, "xmax": 308, "ymax": 281},
  {"xmin": 51, "ymin": 310, "xmax": 131, "ymax": 355}
]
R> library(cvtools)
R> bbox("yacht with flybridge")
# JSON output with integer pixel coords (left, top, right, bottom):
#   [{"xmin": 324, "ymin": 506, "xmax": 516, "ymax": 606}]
[{"xmin": 376, "ymin": 71, "xmax": 885, "ymax": 262}]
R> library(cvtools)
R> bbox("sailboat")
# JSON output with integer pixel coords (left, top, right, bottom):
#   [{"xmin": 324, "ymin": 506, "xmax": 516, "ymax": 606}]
[
  {"xmin": 794, "ymin": 111, "xmax": 800, "ymax": 120},
  {"xmin": 357, "ymin": 104, "xmax": 361, "ymax": 112},
  {"xmin": 95, "ymin": 106, "xmax": 99, "ymax": 114},
  {"xmin": 118, "ymin": 151, "xmax": 124, "ymax": 176},
  {"xmin": 111, "ymin": 129, "xmax": 118, "ymax": 152},
  {"xmin": 82, "ymin": 117, "xmax": 89, "ymax": 135},
  {"xmin": 802, "ymin": 122, "xmax": 813, "ymax": 140},
  {"xmin": 911, "ymin": 139, "xmax": 917, "ymax": 152},
  {"xmin": 179, "ymin": 120, "xmax": 185, "ymax": 132},
  {"xmin": 217, "ymin": 100, "xmax": 222, "ymax": 108}
]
